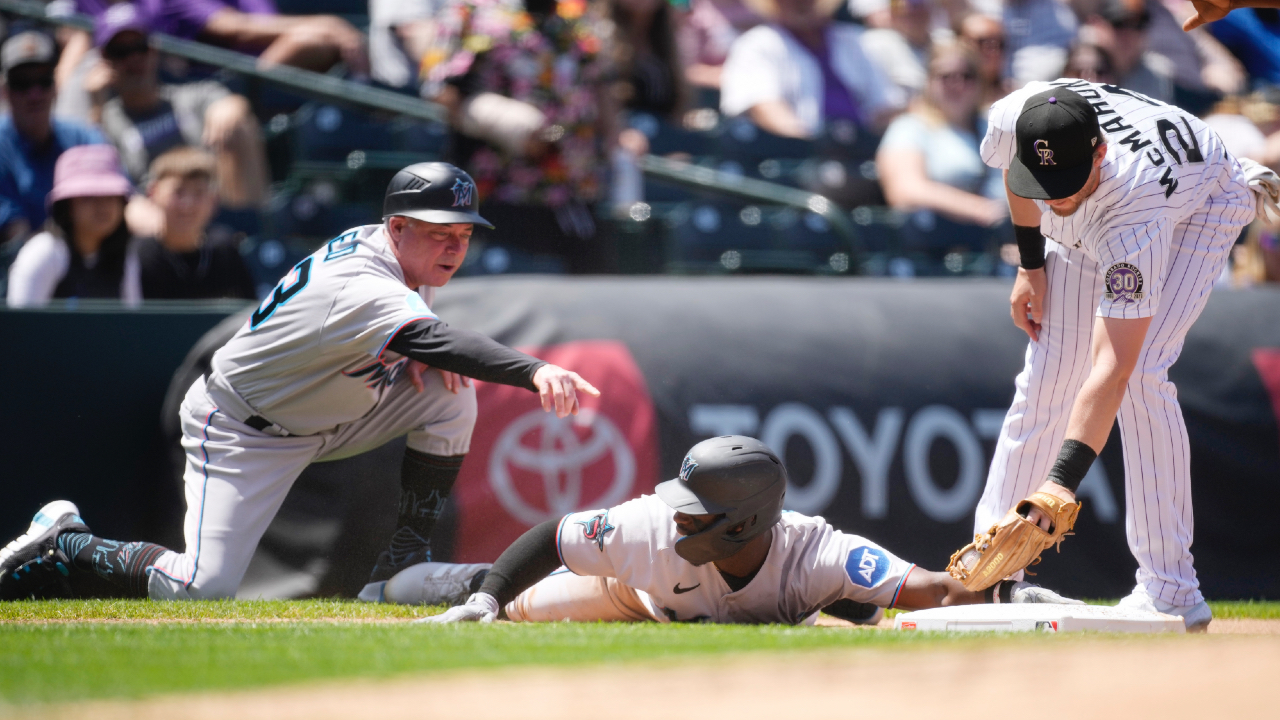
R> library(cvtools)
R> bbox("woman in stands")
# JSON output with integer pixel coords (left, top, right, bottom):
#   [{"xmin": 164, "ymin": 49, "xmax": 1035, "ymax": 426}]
[
  {"xmin": 6, "ymin": 144, "xmax": 140, "ymax": 307},
  {"xmin": 874, "ymin": 43, "xmax": 1005, "ymax": 229},
  {"xmin": 719, "ymin": 0, "xmax": 901, "ymax": 139}
]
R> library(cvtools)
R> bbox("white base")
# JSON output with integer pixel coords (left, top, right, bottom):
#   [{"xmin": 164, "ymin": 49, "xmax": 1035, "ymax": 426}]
[{"xmin": 893, "ymin": 603, "xmax": 1185, "ymax": 633}]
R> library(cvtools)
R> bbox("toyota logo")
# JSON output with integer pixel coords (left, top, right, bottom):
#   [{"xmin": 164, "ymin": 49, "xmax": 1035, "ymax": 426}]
[{"xmin": 489, "ymin": 408, "xmax": 636, "ymax": 525}]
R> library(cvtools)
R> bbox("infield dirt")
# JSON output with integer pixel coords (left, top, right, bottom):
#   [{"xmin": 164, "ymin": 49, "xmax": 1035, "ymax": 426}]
[{"xmin": 17, "ymin": 631, "xmax": 1278, "ymax": 720}]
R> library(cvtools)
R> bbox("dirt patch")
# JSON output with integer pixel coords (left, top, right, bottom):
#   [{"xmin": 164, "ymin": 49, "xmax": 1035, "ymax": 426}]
[{"xmin": 15, "ymin": 635, "xmax": 1278, "ymax": 720}]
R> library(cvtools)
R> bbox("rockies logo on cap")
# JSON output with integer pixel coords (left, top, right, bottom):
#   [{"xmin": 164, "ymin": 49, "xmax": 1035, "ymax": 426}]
[{"xmin": 1034, "ymin": 140, "xmax": 1055, "ymax": 166}]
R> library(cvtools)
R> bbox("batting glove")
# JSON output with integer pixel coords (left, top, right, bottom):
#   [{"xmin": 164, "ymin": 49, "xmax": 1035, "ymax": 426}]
[
  {"xmin": 1009, "ymin": 581, "xmax": 1085, "ymax": 605},
  {"xmin": 415, "ymin": 592, "xmax": 499, "ymax": 623}
]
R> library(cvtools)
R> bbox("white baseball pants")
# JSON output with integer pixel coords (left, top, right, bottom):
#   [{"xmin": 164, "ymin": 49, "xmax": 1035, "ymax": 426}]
[{"xmin": 148, "ymin": 373, "xmax": 477, "ymax": 600}]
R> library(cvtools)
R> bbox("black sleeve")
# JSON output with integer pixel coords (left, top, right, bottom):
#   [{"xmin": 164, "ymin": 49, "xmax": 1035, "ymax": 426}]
[
  {"xmin": 385, "ymin": 318, "xmax": 546, "ymax": 391},
  {"xmin": 477, "ymin": 519, "xmax": 563, "ymax": 607}
]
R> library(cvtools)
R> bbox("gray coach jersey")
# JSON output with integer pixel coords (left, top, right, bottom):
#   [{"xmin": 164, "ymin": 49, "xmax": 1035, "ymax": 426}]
[
  {"xmin": 207, "ymin": 224, "xmax": 440, "ymax": 436},
  {"xmin": 982, "ymin": 79, "xmax": 1252, "ymax": 320},
  {"xmin": 556, "ymin": 494, "xmax": 914, "ymax": 624}
]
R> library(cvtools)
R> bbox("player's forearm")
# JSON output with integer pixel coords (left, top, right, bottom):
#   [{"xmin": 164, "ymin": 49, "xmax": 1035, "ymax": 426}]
[
  {"xmin": 894, "ymin": 570, "xmax": 984, "ymax": 610},
  {"xmin": 476, "ymin": 519, "xmax": 563, "ymax": 607},
  {"xmin": 386, "ymin": 319, "xmax": 546, "ymax": 390}
]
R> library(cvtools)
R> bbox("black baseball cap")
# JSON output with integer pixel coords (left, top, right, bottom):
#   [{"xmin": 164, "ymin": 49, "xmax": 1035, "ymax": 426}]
[{"xmin": 1009, "ymin": 88, "xmax": 1104, "ymax": 200}]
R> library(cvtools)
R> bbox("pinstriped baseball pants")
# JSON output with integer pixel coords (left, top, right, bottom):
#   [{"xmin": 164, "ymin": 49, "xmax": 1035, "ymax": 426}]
[{"xmin": 974, "ymin": 183, "xmax": 1255, "ymax": 607}]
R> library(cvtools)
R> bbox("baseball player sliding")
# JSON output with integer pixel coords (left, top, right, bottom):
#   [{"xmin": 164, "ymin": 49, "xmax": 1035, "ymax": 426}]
[
  {"xmin": 0, "ymin": 162, "xmax": 599, "ymax": 602},
  {"xmin": 419, "ymin": 436, "xmax": 1078, "ymax": 625},
  {"xmin": 947, "ymin": 81, "xmax": 1280, "ymax": 632}
]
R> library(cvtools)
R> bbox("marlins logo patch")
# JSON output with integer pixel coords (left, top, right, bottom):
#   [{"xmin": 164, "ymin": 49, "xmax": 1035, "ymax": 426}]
[
  {"xmin": 679, "ymin": 454, "xmax": 698, "ymax": 481},
  {"xmin": 845, "ymin": 546, "xmax": 889, "ymax": 589},
  {"xmin": 451, "ymin": 178, "xmax": 474, "ymax": 208},
  {"xmin": 1104, "ymin": 262, "xmax": 1145, "ymax": 303},
  {"xmin": 576, "ymin": 512, "xmax": 615, "ymax": 551}
]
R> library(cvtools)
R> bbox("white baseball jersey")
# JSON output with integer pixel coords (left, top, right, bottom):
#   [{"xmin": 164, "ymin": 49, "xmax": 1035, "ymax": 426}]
[
  {"xmin": 982, "ymin": 78, "xmax": 1246, "ymax": 319},
  {"xmin": 208, "ymin": 224, "xmax": 439, "ymax": 436},
  {"xmin": 974, "ymin": 79, "xmax": 1256, "ymax": 611},
  {"xmin": 553, "ymin": 494, "xmax": 914, "ymax": 624}
]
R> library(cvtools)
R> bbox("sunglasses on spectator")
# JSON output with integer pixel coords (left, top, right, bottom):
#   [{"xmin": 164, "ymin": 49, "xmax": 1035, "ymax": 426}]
[
  {"xmin": 1110, "ymin": 15, "xmax": 1151, "ymax": 31},
  {"xmin": 935, "ymin": 71, "xmax": 977, "ymax": 84},
  {"xmin": 6, "ymin": 73, "xmax": 54, "ymax": 92},
  {"xmin": 103, "ymin": 40, "xmax": 150, "ymax": 61},
  {"xmin": 971, "ymin": 36, "xmax": 1005, "ymax": 51}
]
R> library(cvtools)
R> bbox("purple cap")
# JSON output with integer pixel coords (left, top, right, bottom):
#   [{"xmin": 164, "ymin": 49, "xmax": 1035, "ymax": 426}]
[
  {"xmin": 95, "ymin": 3, "xmax": 151, "ymax": 49},
  {"xmin": 47, "ymin": 145, "xmax": 134, "ymax": 206}
]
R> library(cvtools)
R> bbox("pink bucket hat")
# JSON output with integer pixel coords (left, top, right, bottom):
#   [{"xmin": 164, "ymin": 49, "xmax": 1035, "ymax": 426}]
[{"xmin": 46, "ymin": 144, "xmax": 134, "ymax": 206}]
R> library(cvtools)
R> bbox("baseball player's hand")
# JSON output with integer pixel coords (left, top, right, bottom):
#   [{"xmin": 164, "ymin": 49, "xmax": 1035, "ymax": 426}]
[
  {"xmin": 1182, "ymin": 0, "xmax": 1232, "ymax": 30},
  {"xmin": 1024, "ymin": 481, "xmax": 1076, "ymax": 531},
  {"xmin": 405, "ymin": 360, "xmax": 471, "ymax": 394},
  {"xmin": 414, "ymin": 592, "xmax": 499, "ymax": 623},
  {"xmin": 532, "ymin": 364, "xmax": 601, "ymax": 418},
  {"xmin": 1010, "ymin": 267, "xmax": 1047, "ymax": 342}
]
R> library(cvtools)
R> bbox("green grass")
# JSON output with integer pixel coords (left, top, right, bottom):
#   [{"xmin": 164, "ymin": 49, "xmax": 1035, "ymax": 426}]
[{"xmin": 1, "ymin": 599, "xmax": 1275, "ymax": 707}]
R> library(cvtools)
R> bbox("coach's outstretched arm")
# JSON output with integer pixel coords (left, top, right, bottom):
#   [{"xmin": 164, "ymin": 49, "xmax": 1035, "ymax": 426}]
[
  {"xmin": 417, "ymin": 520, "xmax": 563, "ymax": 622},
  {"xmin": 387, "ymin": 320, "xmax": 600, "ymax": 417}
]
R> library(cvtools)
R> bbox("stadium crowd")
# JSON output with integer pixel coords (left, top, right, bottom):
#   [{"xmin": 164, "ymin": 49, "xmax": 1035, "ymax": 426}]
[{"xmin": 1, "ymin": 0, "xmax": 1278, "ymax": 303}]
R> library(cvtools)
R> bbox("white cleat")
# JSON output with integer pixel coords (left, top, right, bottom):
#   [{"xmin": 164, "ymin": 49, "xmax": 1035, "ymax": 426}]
[{"xmin": 1116, "ymin": 585, "xmax": 1211, "ymax": 633}]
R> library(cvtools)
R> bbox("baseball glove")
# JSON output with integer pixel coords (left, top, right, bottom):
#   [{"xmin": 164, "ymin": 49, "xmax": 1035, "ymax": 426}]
[{"xmin": 946, "ymin": 492, "xmax": 1081, "ymax": 592}]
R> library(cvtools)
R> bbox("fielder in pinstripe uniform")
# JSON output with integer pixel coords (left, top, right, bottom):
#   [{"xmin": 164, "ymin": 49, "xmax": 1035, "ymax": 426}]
[{"xmin": 972, "ymin": 80, "xmax": 1278, "ymax": 632}]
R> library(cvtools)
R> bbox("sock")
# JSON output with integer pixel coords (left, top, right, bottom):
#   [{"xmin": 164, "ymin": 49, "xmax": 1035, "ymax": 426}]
[
  {"xmin": 370, "ymin": 450, "xmax": 465, "ymax": 580},
  {"xmin": 57, "ymin": 533, "xmax": 170, "ymax": 597}
]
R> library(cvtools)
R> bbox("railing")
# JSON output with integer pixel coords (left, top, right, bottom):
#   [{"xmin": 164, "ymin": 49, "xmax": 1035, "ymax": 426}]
[{"xmin": 0, "ymin": 0, "xmax": 860, "ymax": 255}]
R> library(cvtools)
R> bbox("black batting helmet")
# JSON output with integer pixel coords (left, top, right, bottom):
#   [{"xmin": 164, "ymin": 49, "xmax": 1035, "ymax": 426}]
[
  {"xmin": 655, "ymin": 436, "xmax": 787, "ymax": 566},
  {"xmin": 383, "ymin": 162, "xmax": 494, "ymax": 228}
]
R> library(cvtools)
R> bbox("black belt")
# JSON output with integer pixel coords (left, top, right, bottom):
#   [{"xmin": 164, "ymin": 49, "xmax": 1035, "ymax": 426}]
[{"xmin": 202, "ymin": 368, "xmax": 275, "ymax": 432}]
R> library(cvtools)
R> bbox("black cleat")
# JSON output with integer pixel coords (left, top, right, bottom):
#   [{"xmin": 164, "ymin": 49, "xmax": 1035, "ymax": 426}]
[{"xmin": 0, "ymin": 501, "xmax": 90, "ymax": 601}]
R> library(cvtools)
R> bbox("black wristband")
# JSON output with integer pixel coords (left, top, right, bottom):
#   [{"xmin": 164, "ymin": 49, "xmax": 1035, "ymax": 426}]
[
  {"xmin": 1047, "ymin": 439, "xmax": 1098, "ymax": 494},
  {"xmin": 1014, "ymin": 224, "xmax": 1046, "ymax": 270}
]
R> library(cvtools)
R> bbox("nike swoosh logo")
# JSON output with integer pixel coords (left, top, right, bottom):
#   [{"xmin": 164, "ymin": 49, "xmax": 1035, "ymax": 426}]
[{"xmin": 673, "ymin": 583, "xmax": 700, "ymax": 594}]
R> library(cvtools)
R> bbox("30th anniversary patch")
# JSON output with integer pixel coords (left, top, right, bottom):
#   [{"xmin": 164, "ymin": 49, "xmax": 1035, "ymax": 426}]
[{"xmin": 1104, "ymin": 262, "xmax": 1145, "ymax": 303}]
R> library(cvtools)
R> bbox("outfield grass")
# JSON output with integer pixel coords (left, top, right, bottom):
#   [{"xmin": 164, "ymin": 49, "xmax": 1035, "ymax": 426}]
[{"xmin": 2, "ymin": 599, "xmax": 1276, "ymax": 707}]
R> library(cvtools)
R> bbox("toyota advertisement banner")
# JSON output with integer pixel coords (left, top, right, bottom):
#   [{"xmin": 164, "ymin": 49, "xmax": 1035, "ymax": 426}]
[{"xmin": 433, "ymin": 278, "xmax": 1280, "ymax": 599}]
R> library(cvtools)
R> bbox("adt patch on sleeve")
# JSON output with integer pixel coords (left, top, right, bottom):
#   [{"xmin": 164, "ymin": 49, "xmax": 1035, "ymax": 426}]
[{"xmin": 845, "ymin": 546, "xmax": 889, "ymax": 588}]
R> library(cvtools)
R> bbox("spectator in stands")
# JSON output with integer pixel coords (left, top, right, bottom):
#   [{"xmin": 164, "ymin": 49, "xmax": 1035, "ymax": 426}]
[
  {"xmin": 956, "ymin": 12, "xmax": 1010, "ymax": 110},
  {"xmin": 6, "ymin": 144, "xmax": 140, "ymax": 307},
  {"xmin": 875, "ymin": 43, "xmax": 1005, "ymax": 227},
  {"xmin": 136, "ymin": 146, "xmax": 255, "ymax": 299},
  {"xmin": 1141, "ymin": 0, "xmax": 1246, "ymax": 97},
  {"xmin": 1204, "ymin": 90, "xmax": 1280, "ymax": 168},
  {"xmin": 421, "ymin": 0, "xmax": 618, "ymax": 273},
  {"xmin": 1231, "ymin": 218, "xmax": 1280, "ymax": 286},
  {"xmin": 720, "ymin": 0, "xmax": 902, "ymax": 139},
  {"xmin": 1085, "ymin": 0, "xmax": 1175, "ymax": 103},
  {"xmin": 613, "ymin": 0, "xmax": 689, "ymax": 119},
  {"xmin": 1206, "ymin": 7, "xmax": 1280, "ymax": 86},
  {"xmin": 367, "ymin": 0, "xmax": 433, "ymax": 90},
  {"xmin": 861, "ymin": 0, "xmax": 935, "ymax": 100},
  {"xmin": 1002, "ymin": 0, "xmax": 1078, "ymax": 86},
  {"xmin": 76, "ymin": 0, "xmax": 368, "ymax": 75},
  {"xmin": 0, "ymin": 31, "xmax": 105, "ymax": 243},
  {"xmin": 680, "ymin": 0, "xmax": 763, "ymax": 89},
  {"xmin": 1062, "ymin": 40, "xmax": 1118, "ymax": 83},
  {"xmin": 91, "ymin": 4, "xmax": 268, "ymax": 211}
]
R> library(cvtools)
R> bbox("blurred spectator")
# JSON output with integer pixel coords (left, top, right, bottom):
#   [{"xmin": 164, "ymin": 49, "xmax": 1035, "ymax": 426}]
[
  {"xmin": 421, "ymin": 0, "xmax": 618, "ymax": 273},
  {"xmin": 720, "ymin": 0, "xmax": 902, "ymax": 139},
  {"xmin": 368, "ymin": 0, "xmax": 437, "ymax": 90},
  {"xmin": 1204, "ymin": 90, "xmax": 1280, "ymax": 168},
  {"xmin": 1002, "ymin": 0, "xmax": 1078, "ymax": 86},
  {"xmin": 1143, "ymin": 0, "xmax": 1246, "ymax": 96},
  {"xmin": 136, "ymin": 147, "xmax": 255, "ymax": 299},
  {"xmin": 613, "ymin": 0, "xmax": 689, "ymax": 119},
  {"xmin": 680, "ymin": 0, "xmax": 763, "ymax": 89},
  {"xmin": 861, "ymin": 0, "xmax": 934, "ymax": 100},
  {"xmin": 875, "ymin": 43, "xmax": 1005, "ymax": 227},
  {"xmin": 0, "ymin": 31, "xmax": 106, "ymax": 243},
  {"xmin": 1063, "ymin": 40, "xmax": 1118, "ymax": 83},
  {"xmin": 76, "ymin": 0, "xmax": 368, "ymax": 75},
  {"xmin": 1085, "ymin": 0, "xmax": 1175, "ymax": 103},
  {"xmin": 1206, "ymin": 8, "xmax": 1280, "ymax": 86},
  {"xmin": 6, "ymin": 144, "xmax": 139, "ymax": 307},
  {"xmin": 1231, "ymin": 219, "xmax": 1280, "ymax": 286},
  {"xmin": 90, "ymin": 5, "xmax": 268, "ymax": 211},
  {"xmin": 957, "ymin": 12, "xmax": 1010, "ymax": 109}
]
